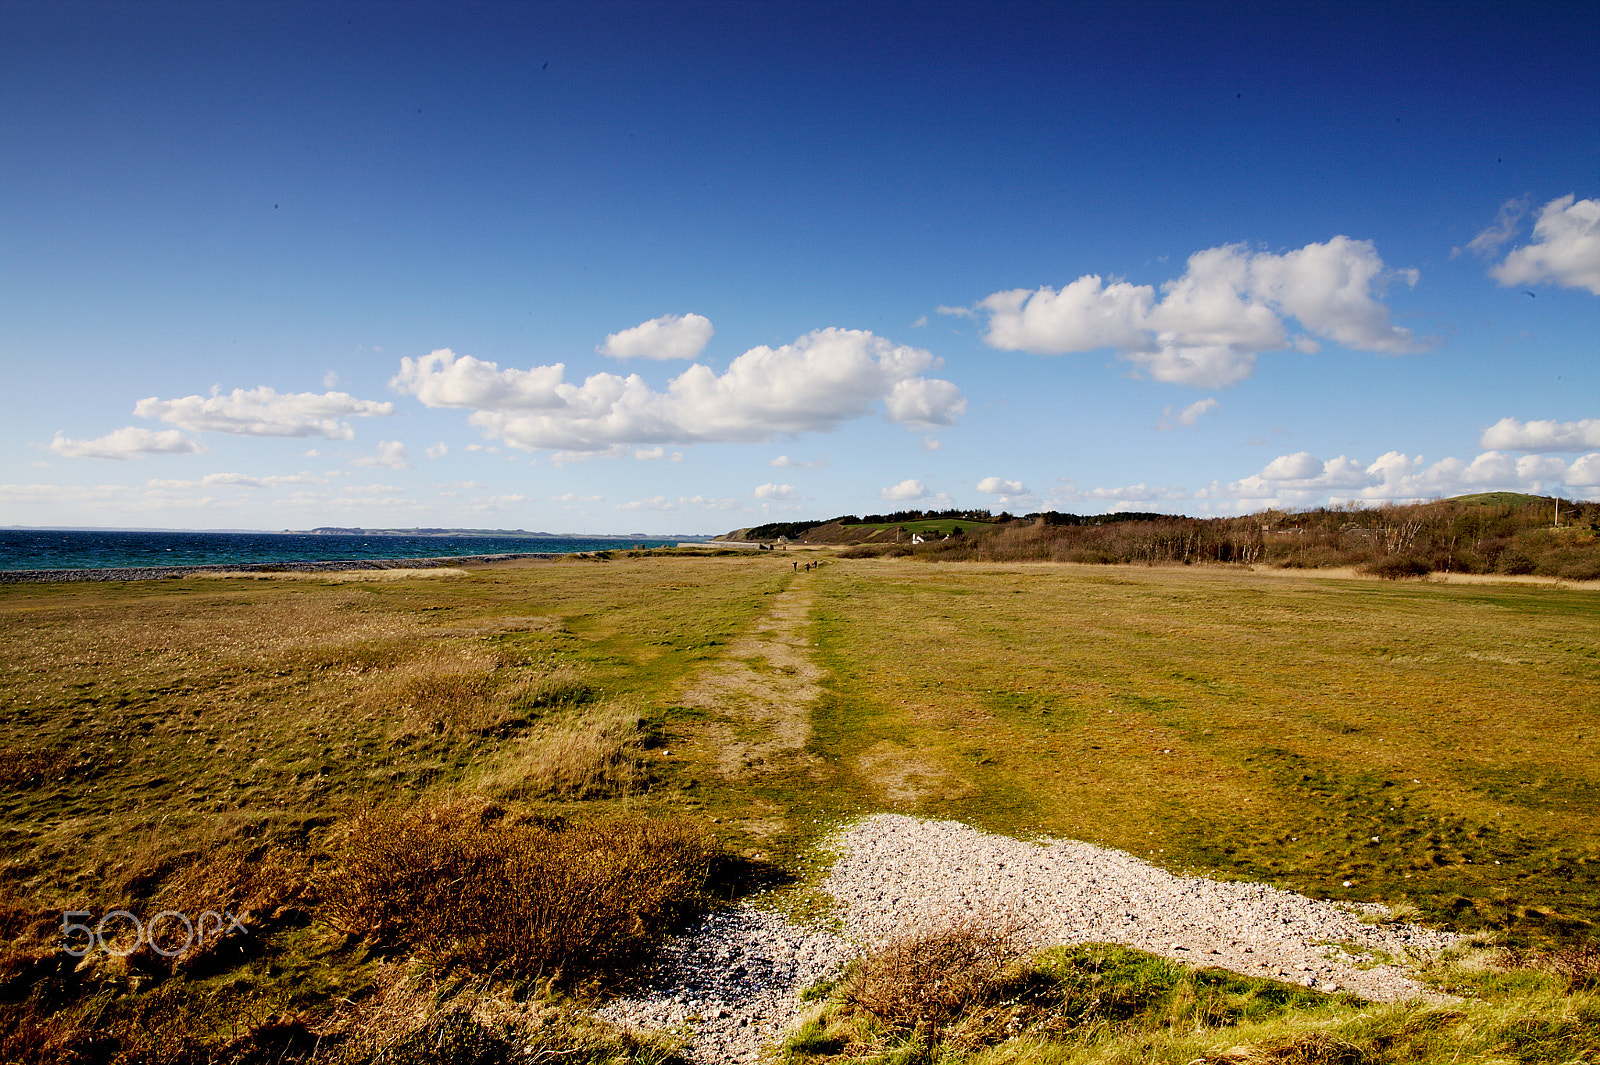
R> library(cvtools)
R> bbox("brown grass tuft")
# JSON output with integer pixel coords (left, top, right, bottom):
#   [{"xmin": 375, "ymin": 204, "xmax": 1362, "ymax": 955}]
[
  {"xmin": 483, "ymin": 702, "xmax": 650, "ymax": 800},
  {"xmin": 843, "ymin": 917, "xmax": 1026, "ymax": 1034},
  {"xmin": 319, "ymin": 799, "xmax": 716, "ymax": 984},
  {"xmin": 365, "ymin": 647, "xmax": 594, "ymax": 738},
  {"xmin": 1529, "ymin": 937, "xmax": 1600, "ymax": 991}
]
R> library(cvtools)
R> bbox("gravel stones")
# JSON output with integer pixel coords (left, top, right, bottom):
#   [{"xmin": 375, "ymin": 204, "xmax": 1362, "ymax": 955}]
[
  {"xmin": 824, "ymin": 815, "xmax": 1460, "ymax": 1003},
  {"xmin": 595, "ymin": 904, "xmax": 853, "ymax": 1063},
  {"xmin": 596, "ymin": 815, "xmax": 1459, "ymax": 1062}
]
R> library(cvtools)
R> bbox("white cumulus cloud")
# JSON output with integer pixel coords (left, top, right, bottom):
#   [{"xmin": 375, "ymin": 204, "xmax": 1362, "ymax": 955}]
[
  {"xmin": 393, "ymin": 330, "xmax": 965, "ymax": 453},
  {"xmin": 1489, "ymin": 195, "xmax": 1600, "ymax": 295},
  {"xmin": 770, "ymin": 454, "xmax": 827, "ymax": 469},
  {"xmin": 882, "ymin": 479, "xmax": 932, "ymax": 501},
  {"xmin": 1049, "ymin": 481, "xmax": 1188, "ymax": 509},
  {"xmin": 394, "ymin": 351, "xmax": 567, "ymax": 410},
  {"xmin": 1260, "ymin": 452, "xmax": 1324, "ymax": 480},
  {"xmin": 350, "ymin": 441, "xmax": 411, "ymax": 469},
  {"xmin": 1564, "ymin": 454, "xmax": 1600, "ymax": 486},
  {"xmin": 975, "ymin": 237, "xmax": 1426, "ymax": 387},
  {"xmin": 1480, "ymin": 417, "xmax": 1600, "ymax": 451},
  {"xmin": 684, "ymin": 494, "xmax": 741, "ymax": 510},
  {"xmin": 976, "ymin": 477, "xmax": 1026, "ymax": 495},
  {"xmin": 754, "ymin": 483, "xmax": 797, "ymax": 500},
  {"xmin": 1211, "ymin": 447, "xmax": 1592, "ymax": 509},
  {"xmin": 49, "ymin": 427, "xmax": 205, "ymax": 460},
  {"xmin": 978, "ymin": 275, "xmax": 1153, "ymax": 355},
  {"xmin": 599, "ymin": 313, "xmax": 715, "ymax": 360},
  {"xmin": 133, "ymin": 386, "xmax": 395, "ymax": 438},
  {"xmin": 975, "ymin": 475, "xmax": 1039, "ymax": 510},
  {"xmin": 187, "ymin": 472, "xmax": 327, "ymax": 488}
]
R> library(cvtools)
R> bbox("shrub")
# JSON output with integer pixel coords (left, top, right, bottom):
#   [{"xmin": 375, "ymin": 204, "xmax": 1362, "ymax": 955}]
[
  {"xmin": 1536, "ymin": 549, "xmax": 1600, "ymax": 581},
  {"xmin": 843, "ymin": 919, "xmax": 1024, "ymax": 1033},
  {"xmin": 1535, "ymin": 938, "xmax": 1600, "ymax": 991},
  {"xmin": 808, "ymin": 940, "xmax": 1349, "ymax": 1061},
  {"xmin": 1498, "ymin": 551, "xmax": 1536, "ymax": 575},
  {"xmin": 320, "ymin": 800, "xmax": 717, "ymax": 984},
  {"xmin": 1360, "ymin": 555, "xmax": 1435, "ymax": 580}
]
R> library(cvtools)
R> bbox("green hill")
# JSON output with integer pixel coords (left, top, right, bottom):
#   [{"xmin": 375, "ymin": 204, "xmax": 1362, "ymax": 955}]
[{"xmin": 1447, "ymin": 491, "xmax": 1557, "ymax": 508}]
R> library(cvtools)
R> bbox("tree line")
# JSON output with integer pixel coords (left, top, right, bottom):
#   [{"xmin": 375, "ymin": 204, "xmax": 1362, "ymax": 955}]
[{"xmin": 835, "ymin": 496, "xmax": 1600, "ymax": 580}]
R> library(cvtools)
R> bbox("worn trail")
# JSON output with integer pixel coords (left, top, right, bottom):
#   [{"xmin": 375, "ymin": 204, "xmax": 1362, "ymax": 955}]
[
  {"xmin": 599, "ymin": 581, "xmax": 1459, "ymax": 1062},
  {"xmin": 673, "ymin": 578, "xmax": 823, "ymax": 780}
]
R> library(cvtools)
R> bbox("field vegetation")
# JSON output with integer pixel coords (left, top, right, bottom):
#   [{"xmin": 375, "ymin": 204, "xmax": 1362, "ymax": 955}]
[
  {"xmin": 2, "ymin": 550, "xmax": 1598, "ymax": 1062},
  {"xmin": 733, "ymin": 509, "xmax": 1001, "ymax": 545},
  {"xmin": 769, "ymin": 495, "xmax": 1600, "ymax": 580}
]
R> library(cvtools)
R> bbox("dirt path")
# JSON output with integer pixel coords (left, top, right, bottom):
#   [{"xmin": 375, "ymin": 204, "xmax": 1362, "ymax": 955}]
[{"xmin": 674, "ymin": 579, "xmax": 824, "ymax": 782}]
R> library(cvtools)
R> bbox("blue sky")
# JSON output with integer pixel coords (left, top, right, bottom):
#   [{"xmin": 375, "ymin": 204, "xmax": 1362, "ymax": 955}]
[{"xmin": 3, "ymin": 0, "xmax": 1596, "ymax": 534}]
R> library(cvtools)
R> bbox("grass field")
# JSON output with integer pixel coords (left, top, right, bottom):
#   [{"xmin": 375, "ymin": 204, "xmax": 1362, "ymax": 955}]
[
  {"xmin": 840, "ymin": 518, "xmax": 995, "ymax": 538},
  {"xmin": 802, "ymin": 562, "xmax": 1600, "ymax": 942},
  {"xmin": 2, "ymin": 554, "xmax": 1598, "ymax": 1062}
]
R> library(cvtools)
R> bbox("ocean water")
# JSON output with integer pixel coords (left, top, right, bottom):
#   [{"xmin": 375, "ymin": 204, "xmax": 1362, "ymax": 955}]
[{"xmin": 0, "ymin": 528, "xmax": 682, "ymax": 572}]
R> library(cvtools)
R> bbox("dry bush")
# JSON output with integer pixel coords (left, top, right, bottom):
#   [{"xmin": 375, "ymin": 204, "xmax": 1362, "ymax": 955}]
[
  {"xmin": 318, "ymin": 963, "xmax": 684, "ymax": 1065},
  {"xmin": 143, "ymin": 844, "xmax": 312, "ymax": 972},
  {"xmin": 0, "ymin": 745, "xmax": 99, "ymax": 791},
  {"xmin": 1537, "ymin": 549, "xmax": 1600, "ymax": 581},
  {"xmin": 1359, "ymin": 554, "xmax": 1435, "ymax": 580},
  {"xmin": 484, "ymin": 702, "xmax": 649, "ymax": 800},
  {"xmin": 844, "ymin": 917, "xmax": 1026, "ymax": 1034},
  {"xmin": 1532, "ymin": 938, "xmax": 1600, "ymax": 991},
  {"xmin": 319, "ymin": 799, "xmax": 716, "ymax": 984},
  {"xmin": 0, "ymin": 884, "xmax": 64, "ymax": 1009},
  {"xmin": 839, "ymin": 543, "xmax": 911, "ymax": 559}
]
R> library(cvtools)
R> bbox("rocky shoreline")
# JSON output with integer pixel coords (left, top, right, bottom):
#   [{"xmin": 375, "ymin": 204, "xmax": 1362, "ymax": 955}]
[{"xmin": 0, "ymin": 551, "xmax": 563, "ymax": 583}]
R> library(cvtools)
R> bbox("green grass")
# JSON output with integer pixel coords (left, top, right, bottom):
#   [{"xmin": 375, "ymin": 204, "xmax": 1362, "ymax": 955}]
[
  {"xmin": 788, "ymin": 937, "xmax": 1600, "ymax": 1065},
  {"xmin": 798, "ymin": 561, "xmax": 1600, "ymax": 946},
  {"xmin": 842, "ymin": 519, "xmax": 996, "ymax": 537},
  {"xmin": 1449, "ymin": 491, "xmax": 1556, "ymax": 508},
  {"xmin": 4, "ymin": 554, "xmax": 1600, "ymax": 1061}
]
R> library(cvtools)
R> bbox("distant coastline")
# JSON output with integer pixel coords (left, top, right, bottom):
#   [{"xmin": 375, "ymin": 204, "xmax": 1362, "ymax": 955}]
[
  {"xmin": 0, "ymin": 528, "xmax": 706, "ymax": 574},
  {"xmin": 4, "ymin": 525, "xmax": 712, "ymax": 540}
]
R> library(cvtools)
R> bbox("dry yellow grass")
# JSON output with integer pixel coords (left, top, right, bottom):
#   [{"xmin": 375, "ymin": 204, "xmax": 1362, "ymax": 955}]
[
  {"xmin": 192, "ymin": 566, "xmax": 472, "ymax": 581},
  {"xmin": 477, "ymin": 699, "xmax": 651, "ymax": 800}
]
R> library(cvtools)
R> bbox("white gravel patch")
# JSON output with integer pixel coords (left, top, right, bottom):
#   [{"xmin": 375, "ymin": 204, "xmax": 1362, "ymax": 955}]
[
  {"xmin": 826, "ymin": 814, "xmax": 1460, "ymax": 1003},
  {"xmin": 597, "ymin": 814, "xmax": 1460, "ymax": 1063},
  {"xmin": 595, "ymin": 904, "xmax": 853, "ymax": 1064}
]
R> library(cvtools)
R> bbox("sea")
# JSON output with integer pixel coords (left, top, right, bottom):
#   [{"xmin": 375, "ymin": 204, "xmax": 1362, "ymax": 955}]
[{"xmin": 0, "ymin": 528, "xmax": 685, "ymax": 572}]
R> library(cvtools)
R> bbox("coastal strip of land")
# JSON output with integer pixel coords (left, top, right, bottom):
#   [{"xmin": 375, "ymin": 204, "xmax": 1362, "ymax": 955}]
[{"xmin": 0, "ymin": 551, "xmax": 566, "ymax": 582}]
